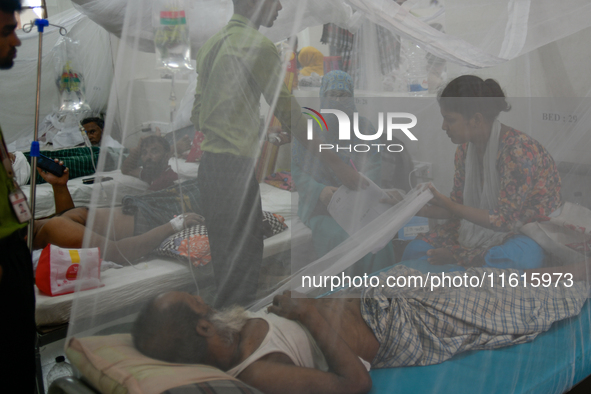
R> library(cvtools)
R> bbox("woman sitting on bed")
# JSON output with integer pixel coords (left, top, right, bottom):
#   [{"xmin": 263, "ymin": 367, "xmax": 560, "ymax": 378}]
[
  {"xmin": 292, "ymin": 70, "xmax": 411, "ymax": 276},
  {"xmin": 404, "ymin": 75, "xmax": 562, "ymax": 268}
]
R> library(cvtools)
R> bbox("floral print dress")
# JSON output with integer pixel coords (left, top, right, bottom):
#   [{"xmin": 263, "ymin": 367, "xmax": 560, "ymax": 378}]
[{"xmin": 417, "ymin": 128, "xmax": 562, "ymax": 266}]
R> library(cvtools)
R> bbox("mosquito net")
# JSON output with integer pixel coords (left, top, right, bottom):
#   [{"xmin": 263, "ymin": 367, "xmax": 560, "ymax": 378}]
[{"xmin": 19, "ymin": 0, "xmax": 591, "ymax": 392}]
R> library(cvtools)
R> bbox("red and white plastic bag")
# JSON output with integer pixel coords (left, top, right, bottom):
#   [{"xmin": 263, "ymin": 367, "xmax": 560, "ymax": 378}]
[{"xmin": 36, "ymin": 244, "xmax": 102, "ymax": 297}]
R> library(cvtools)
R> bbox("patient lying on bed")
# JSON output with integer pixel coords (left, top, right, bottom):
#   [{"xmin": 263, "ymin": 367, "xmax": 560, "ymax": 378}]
[
  {"xmin": 132, "ymin": 262, "xmax": 590, "ymax": 394},
  {"xmin": 31, "ymin": 160, "xmax": 204, "ymax": 264}
]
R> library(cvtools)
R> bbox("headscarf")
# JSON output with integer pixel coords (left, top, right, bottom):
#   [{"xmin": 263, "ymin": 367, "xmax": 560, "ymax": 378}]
[
  {"xmin": 298, "ymin": 46, "xmax": 325, "ymax": 77},
  {"xmin": 292, "ymin": 71, "xmax": 379, "ymax": 187}
]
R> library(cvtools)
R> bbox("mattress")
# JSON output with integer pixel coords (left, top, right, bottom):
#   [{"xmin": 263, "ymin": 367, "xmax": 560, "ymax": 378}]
[
  {"xmin": 24, "ymin": 170, "xmax": 149, "ymax": 218},
  {"xmin": 369, "ymin": 300, "xmax": 591, "ymax": 393},
  {"xmin": 35, "ymin": 259, "xmax": 194, "ymax": 327},
  {"xmin": 368, "ymin": 259, "xmax": 591, "ymax": 394}
]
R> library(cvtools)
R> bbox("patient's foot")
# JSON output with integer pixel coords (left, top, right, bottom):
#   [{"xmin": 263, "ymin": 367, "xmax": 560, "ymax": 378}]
[{"xmin": 427, "ymin": 248, "xmax": 457, "ymax": 265}]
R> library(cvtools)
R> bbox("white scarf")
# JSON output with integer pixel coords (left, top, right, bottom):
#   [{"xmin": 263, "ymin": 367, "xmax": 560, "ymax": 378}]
[{"xmin": 458, "ymin": 120, "xmax": 509, "ymax": 249}]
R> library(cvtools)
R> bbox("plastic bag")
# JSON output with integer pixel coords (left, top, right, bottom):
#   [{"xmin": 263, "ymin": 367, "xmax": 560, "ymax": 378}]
[
  {"xmin": 53, "ymin": 36, "xmax": 92, "ymax": 114},
  {"xmin": 36, "ymin": 244, "xmax": 102, "ymax": 297},
  {"xmin": 154, "ymin": 0, "xmax": 193, "ymax": 72},
  {"xmin": 11, "ymin": 151, "xmax": 31, "ymax": 186}
]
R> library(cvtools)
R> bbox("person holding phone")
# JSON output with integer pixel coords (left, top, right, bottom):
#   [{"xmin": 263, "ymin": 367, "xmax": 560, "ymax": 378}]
[{"xmin": 33, "ymin": 160, "xmax": 205, "ymax": 264}]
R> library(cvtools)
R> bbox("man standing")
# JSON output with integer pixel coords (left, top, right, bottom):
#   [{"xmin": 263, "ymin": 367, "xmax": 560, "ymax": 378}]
[
  {"xmin": 192, "ymin": 0, "xmax": 362, "ymax": 308},
  {"xmin": 0, "ymin": 0, "xmax": 36, "ymax": 390}
]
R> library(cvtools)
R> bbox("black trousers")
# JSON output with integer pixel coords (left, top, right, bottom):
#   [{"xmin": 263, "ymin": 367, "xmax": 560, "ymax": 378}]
[
  {"xmin": 0, "ymin": 230, "xmax": 36, "ymax": 392},
  {"xmin": 198, "ymin": 152, "xmax": 264, "ymax": 308}
]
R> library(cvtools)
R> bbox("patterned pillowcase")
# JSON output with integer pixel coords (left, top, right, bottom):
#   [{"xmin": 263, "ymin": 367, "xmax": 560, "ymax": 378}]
[{"xmin": 155, "ymin": 211, "xmax": 288, "ymax": 267}]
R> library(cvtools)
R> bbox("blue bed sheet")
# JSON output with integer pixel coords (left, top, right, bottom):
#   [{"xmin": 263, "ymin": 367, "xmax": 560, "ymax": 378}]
[{"xmin": 368, "ymin": 260, "xmax": 591, "ymax": 394}]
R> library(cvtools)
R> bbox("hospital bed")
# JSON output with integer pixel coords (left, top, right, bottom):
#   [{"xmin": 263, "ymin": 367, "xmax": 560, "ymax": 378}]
[
  {"xmin": 369, "ymin": 300, "xmax": 591, "ymax": 393},
  {"xmin": 24, "ymin": 170, "xmax": 149, "ymax": 219},
  {"xmin": 44, "ymin": 161, "xmax": 591, "ymax": 393},
  {"xmin": 49, "ymin": 260, "xmax": 591, "ymax": 394},
  {"xmin": 34, "ymin": 178, "xmax": 312, "ymax": 394},
  {"xmin": 34, "ymin": 181, "xmax": 310, "ymax": 329}
]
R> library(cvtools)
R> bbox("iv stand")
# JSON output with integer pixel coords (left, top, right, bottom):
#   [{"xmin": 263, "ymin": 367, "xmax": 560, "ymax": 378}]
[{"xmin": 22, "ymin": 19, "xmax": 68, "ymax": 251}]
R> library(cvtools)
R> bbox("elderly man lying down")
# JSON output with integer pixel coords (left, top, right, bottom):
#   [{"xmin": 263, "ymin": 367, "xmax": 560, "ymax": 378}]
[
  {"xmin": 32, "ymin": 161, "xmax": 203, "ymax": 263},
  {"xmin": 132, "ymin": 262, "xmax": 590, "ymax": 394}
]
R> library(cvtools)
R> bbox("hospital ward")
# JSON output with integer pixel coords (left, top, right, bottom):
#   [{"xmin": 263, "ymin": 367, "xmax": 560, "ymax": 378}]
[{"xmin": 2, "ymin": 0, "xmax": 591, "ymax": 393}]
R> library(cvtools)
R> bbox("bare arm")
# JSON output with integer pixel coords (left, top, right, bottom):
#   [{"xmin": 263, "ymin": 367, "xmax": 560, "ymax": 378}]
[
  {"xmin": 35, "ymin": 213, "xmax": 203, "ymax": 264},
  {"xmin": 37, "ymin": 160, "xmax": 74, "ymax": 214},
  {"xmin": 238, "ymin": 292, "xmax": 371, "ymax": 394},
  {"xmin": 121, "ymin": 144, "xmax": 142, "ymax": 178},
  {"xmin": 256, "ymin": 44, "xmax": 366, "ymax": 191},
  {"xmin": 417, "ymin": 204, "xmax": 454, "ymax": 220},
  {"xmin": 427, "ymin": 184, "xmax": 492, "ymax": 228}
]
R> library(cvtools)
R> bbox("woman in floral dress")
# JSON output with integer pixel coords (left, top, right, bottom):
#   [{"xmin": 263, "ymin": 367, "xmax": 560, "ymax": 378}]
[{"xmin": 402, "ymin": 75, "xmax": 562, "ymax": 268}]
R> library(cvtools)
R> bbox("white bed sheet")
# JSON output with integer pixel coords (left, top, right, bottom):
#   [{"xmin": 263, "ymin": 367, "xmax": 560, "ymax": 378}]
[
  {"xmin": 168, "ymin": 157, "xmax": 200, "ymax": 181},
  {"xmin": 35, "ymin": 259, "xmax": 193, "ymax": 327},
  {"xmin": 24, "ymin": 170, "xmax": 149, "ymax": 218},
  {"xmin": 260, "ymin": 183, "xmax": 312, "ymax": 258},
  {"xmin": 35, "ymin": 182, "xmax": 313, "ymax": 327}
]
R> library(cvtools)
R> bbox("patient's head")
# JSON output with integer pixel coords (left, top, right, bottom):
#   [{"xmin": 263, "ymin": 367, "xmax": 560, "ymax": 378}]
[
  {"xmin": 81, "ymin": 117, "xmax": 105, "ymax": 146},
  {"xmin": 140, "ymin": 136, "xmax": 171, "ymax": 178},
  {"xmin": 132, "ymin": 292, "xmax": 248, "ymax": 366}
]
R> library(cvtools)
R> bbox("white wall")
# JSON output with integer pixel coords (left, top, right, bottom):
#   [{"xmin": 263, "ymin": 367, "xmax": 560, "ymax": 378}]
[{"xmin": 297, "ymin": 25, "xmax": 329, "ymax": 56}]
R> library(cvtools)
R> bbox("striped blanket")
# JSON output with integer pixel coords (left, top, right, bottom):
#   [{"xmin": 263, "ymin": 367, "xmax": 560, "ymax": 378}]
[
  {"xmin": 25, "ymin": 146, "xmax": 123, "ymax": 183},
  {"xmin": 360, "ymin": 265, "xmax": 589, "ymax": 368}
]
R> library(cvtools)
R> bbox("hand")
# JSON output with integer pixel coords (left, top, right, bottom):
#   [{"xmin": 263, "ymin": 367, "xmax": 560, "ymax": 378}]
[
  {"xmin": 184, "ymin": 213, "xmax": 205, "ymax": 227},
  {"xmin": 267, "ymin": 291, "xmax": 313, "ymax": 321},
  {"xmin": 267, "ymin": 126, "xmax": 291, "ymax": 146},
  {"xmin": 8, "ymin": 152, "xmax": 15, "ymax": 163},
  {"xmin": 136, "ymin": 128, "xmax": 162, "ymax": 148},
  {"xmin": 37, "ymin": 159, "xmax": 69, "ymax": 187},
  {"xmin": 426, "ymin": 248, "xmax": 457, "ymax": 265},
  {"xmin": 169, "ymin": 213, "xmax": 206, "ymax": 232},
  {"xmin": 174, "ymin": 135, "xmax": 192, "ymax": 156},
  {"xmin": 426, "ymin": 183, "xmax": 450, "ymax": 209},
  {"xmin": 319, "ymin": 186, "xmax": 338, "ymax": 206},
  {"xmin": 333, "ymin": 164, "xmax": 369, "ymax": 191},
  {"xmin": 381, "ymin": 189, "xmax": 405, "ymax": 205}
]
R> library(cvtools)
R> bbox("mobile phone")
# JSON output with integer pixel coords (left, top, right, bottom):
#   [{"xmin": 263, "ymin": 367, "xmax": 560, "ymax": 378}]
[
  {"xmin": 37, "ymin": 154, "xmax": 66, "ymax": 177},
  {"xmin": 83, "ymin": 176, "xmax": 113, "ymax": 185}
]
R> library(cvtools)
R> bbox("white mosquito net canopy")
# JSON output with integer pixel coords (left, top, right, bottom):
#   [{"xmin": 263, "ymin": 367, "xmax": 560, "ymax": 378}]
[{"xmin": 33, "ymin": 0, "xmax": 591, "ymax": 392}]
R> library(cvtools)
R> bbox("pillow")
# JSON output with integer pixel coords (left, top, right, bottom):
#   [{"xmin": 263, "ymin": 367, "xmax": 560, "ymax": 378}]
[
  {"xmin": 155, "ymin": 211, "xmax": 288, "ymax": 267},
  {"xmin": 66, "ymin": 334, "xmax": 262, "ymax": 394}
]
